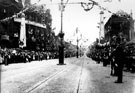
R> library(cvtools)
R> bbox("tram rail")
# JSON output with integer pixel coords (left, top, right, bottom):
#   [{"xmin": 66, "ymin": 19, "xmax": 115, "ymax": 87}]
[{"xmin": 24, "ymin": 57, "xmax": 85, "ymax": 93}]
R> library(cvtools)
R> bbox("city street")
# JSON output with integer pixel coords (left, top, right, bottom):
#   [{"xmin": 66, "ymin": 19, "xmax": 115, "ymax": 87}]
[
  {"xmin": 0, "ymin": 0, "xmax": 135, "ymax": 93},
  {"xmin": 1, "ymin": 56, "xmax": 135, "ymax": 93}
]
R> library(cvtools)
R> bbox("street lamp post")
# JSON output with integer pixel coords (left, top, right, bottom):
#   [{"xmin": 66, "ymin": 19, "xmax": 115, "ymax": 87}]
[{"xmin": 58, "ymin": 0, "xmax": 65, "ymax": 65}]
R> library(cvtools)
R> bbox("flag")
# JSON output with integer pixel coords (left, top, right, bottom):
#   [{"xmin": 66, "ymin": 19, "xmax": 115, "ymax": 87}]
[{"xmin": 19, "ymin": 13, "xmax": 26, "ymax": 48}]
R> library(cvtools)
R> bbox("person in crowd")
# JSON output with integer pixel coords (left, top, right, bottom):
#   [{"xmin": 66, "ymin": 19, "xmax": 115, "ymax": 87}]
[
  {"xmin": 4, "ymin": 53, "xmax": 9, "ymax": 65},
  {"xmin": 0, "ymin": 54, "xmax": 4, "ymax": 64},
  {"xmin": 109, "ymin": 48, "xmax": 118, "ymax": 76}
]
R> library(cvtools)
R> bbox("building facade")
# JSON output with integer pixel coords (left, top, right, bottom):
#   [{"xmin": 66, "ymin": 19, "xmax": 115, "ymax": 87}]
[
  {"xmin": 0, "ymin": 0, "xmax": 59, "ymax": 52},
  {"xmin": 104, "ymin": 11, "xmax": 135, "ymax": 43}
]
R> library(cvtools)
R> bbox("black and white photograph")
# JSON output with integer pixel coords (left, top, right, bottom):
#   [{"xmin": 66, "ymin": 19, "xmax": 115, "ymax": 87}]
[{"xmin": 0, "ymin": 0, "xmax": 135, "ymax": 93}]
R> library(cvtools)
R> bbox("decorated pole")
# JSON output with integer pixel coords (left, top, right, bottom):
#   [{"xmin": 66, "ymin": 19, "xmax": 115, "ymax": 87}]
[
  {"xmin": 99, "ymin": 10, "xmax": 104, "ymax": 43},
  {"xmin": 19, "ymin": 13, "xmax": 26, "ymax": 48}
]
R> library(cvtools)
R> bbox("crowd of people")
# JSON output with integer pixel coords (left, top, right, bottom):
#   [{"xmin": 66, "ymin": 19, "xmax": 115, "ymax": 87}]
[
  {"xmin": 87, "ymin": 33, "xmax": 135, "ymax": 83},
  {"xmin": 0, "ymin": 47, "xmax": 59, "ymax": 65},
  {"xmin": 0, "ymin": 46, "xmax": 77, "ymax": 65}
]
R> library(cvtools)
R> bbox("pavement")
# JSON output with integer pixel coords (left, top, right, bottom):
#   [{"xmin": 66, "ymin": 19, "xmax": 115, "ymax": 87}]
[
  {"xmin": 0, "ymin": 57, "xmax": 135, "ymax": 93},
  {"xmin": 86, "ymin": 58, "xmax": 135, "ymax": 93}
]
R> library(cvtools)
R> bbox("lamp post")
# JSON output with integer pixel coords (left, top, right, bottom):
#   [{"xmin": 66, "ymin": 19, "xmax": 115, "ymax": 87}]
[{"xmin": 58, "ymin": 0, "xmax": 65, "ymax": 65}]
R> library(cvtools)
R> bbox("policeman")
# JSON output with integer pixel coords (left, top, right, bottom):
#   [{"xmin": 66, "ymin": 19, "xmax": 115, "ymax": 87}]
[{"xmin": 113, "ymin": 45, "xmax": 125, "ymax": 83}]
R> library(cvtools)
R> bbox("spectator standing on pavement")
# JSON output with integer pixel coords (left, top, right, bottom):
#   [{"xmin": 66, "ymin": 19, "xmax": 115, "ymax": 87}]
[{"xmin": 112, "ymin": 44, "xmax": 125, "ymax": 83}]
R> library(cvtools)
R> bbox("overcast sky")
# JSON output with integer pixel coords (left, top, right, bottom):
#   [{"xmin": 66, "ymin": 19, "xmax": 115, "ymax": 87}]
[{"xmin": 31, "ymin": 0, "xmax": 135, "ymax": 46}]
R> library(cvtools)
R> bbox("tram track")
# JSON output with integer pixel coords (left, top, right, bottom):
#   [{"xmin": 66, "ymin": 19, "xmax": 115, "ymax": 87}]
[
  {"xmin": 76, "ymin": 57, "xmax": 85, "ymax": 93},
  {"xmin": 24, "ymin": 57, "xmax": 85, "ymax": 93},
  {"xmin": 24, "ymin": 67, "xmax": 68, "ymax": 93}
]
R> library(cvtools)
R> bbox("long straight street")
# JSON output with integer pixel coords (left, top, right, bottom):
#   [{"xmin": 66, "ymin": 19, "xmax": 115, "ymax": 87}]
[{"xmin": 1, "ymin": 56, "xmax": 135, "ymax": 93}]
